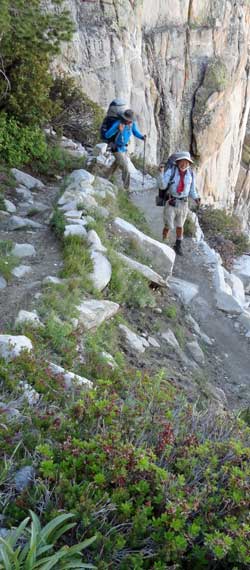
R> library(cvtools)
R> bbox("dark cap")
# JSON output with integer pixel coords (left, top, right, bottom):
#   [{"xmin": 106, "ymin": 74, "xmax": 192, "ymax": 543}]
[{"xmin": 119, "ymin": 109, "xmax": 134, "ymax": 122}]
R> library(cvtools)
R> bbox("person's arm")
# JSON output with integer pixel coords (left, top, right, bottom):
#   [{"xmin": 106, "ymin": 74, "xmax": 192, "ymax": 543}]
[
  {"xmin": 158, "ymin": 167, "xmax": 173, "ymax": 189},
  {"xmin": 104, "ymin": 119, "xmax": 120, "ymax": 139},
  {"xmin": 189, "ymin": 171, "xmax": 199, "ymax": 201},
  {"xmin": 132, "ymin": 121, "xmax": 144, "ymax": 140}
]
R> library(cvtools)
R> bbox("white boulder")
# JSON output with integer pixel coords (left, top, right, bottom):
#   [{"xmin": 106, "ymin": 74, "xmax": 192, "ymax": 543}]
[
  {"xmin": 9, "ymin": 216, "xmax": 43, "ymax": 230},
  {"xmin": 87, "ymin": 230, "xmax": 107, "ymax": 252},
  {"xmin": 0, "ymin": 335, "xmax": 33, "ymax": 360},
  {"xmin": 168, "ymin": 277, "xmax": 199, "ymax": 304},
  {"xmin": 119, "ymin": 324, "xmax": 147, "ymax": 353},
  {"xmin": 90, "ymin": 251, "xmax": 112, "ymax": 292},
  {"xmin": 48, "ymin": 362, "xmax": 93, "ymax": 390},
  {"xmin": 12, "ymin": 243, "xmax": 36, "ymax": 258},
  {"xmin": 113, "ymin": 217, "xmax": 175, "ymax": 278},
  {"xmin": 239, "ymin": 310, "xmax": 250, "ymax": 332},
  {"xmin": 0, "ymin": 276, "xmax": 7, "ymax": 289},
  {"xmin": 117, "ymin": 252, "xmax": 167, "ymax": 287},
  {"xmin": 233, "ymin": 255, "xmax": 250, "ymax": 292},
  {"xmin": 186, "ymin": 340, "xmax": 205, "ymax": 365},
  {"xmin": 11, "ymin": 265, "xmax": 31, "ymax": 279},
  {"xmin": 215, "ymin": 291, "xmax": 243, "ymax": 314},
  {"xmin": 161, "ymin": 329, "xmax": 180, "ymax": 349},
  {"xmin": 66, "ymin": 168, "xmax": 94, "ymax": 187},
  {"xmin": 224, "ymin": 270, "xmax": 245, "ymax": 306},
  {"xmin": 16, "ymin": 186, "xmax": 33, "ymax": 201},
  {"xmin": 15, "ymin": 310, "xmax": 43, "ymax": 328},
  {"xmin": 11, "ymin": 169, "xmax": 44, "ymax": 189},
  {"xmin": 64, "ymin": 224, "xmax": 87, "ymax": 238},
  {"xmin": 4, "ymin": 199, "xmax": 16, "ymax": 213},
  {"xmin": 77, "ymin": 299, "xmax": 119, "ymax": 329}
]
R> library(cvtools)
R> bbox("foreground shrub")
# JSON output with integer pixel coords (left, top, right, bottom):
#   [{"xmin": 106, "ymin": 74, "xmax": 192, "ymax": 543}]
[
  {"xmin": 2, "ymin": 356, "xmax": 250, "ymax": 570},
  {"xmin": 0, "ymin": 114, "xmax": 47, "ymax": 167},
  {"xmin": 0, "ymin": 0, "xmax": 73, "ymax": 126}
]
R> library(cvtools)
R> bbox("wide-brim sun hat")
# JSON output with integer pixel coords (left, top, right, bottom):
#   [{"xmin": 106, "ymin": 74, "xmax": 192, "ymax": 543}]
[
  {"xmin": 175, "ymin": 151, "xmax": 194, "ymax": 164},
  {"xmin": 119, "ymin": 109, "xmax": 134, "ymax": 121}
]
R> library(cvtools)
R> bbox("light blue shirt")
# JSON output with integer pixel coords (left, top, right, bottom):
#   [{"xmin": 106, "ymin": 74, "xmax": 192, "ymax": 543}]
[{"xmin": 159, "ymin": 166, "xmax": 199, "ymax": 200}]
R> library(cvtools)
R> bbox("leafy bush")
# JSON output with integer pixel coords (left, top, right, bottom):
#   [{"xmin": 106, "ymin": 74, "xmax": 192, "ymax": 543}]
[
  {"xmin": 0, "ymin": 1, "xmax": 73, "ymax": 126},
  {"xmin": 0, "ymin": 240, "xmax": 18, "ymax": 280},
  {"xmin": 0, "ymin": 510, "xmax": 96, "ymax": 569},
  {"xmin": 108, "ymin": 251, "xmax": 155, "ymax": 308},
  {"xmin": 0, "ymin": 114, "xmax": 47, "ymax": 167}
]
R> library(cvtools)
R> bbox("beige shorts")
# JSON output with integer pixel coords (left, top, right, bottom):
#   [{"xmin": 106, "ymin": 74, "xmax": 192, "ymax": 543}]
[{"xmin": 163, "ymin": 199, "xmax": 189, "ymax": 229}]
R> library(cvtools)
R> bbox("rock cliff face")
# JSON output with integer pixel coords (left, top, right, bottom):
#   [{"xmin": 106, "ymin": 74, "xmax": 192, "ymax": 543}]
[{"xmin": 51, "ymin": 0, "xmax": 250, "ymax": 216}]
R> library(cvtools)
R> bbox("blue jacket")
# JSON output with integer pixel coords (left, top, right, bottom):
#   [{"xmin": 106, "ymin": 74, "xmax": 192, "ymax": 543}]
[
  {"xmin": 105, "ymin": 120, "xmax": 144, "ymax": 152},
  {"xmin": 159, "ymin": 166, "xmax": 199, "ymax": 200}
]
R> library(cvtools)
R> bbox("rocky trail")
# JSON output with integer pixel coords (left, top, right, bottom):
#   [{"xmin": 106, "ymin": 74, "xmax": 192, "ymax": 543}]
[
  {"xmin": 1, "ymin": 164, "xmax": 250, "ymax": 411},
  {"xmin": 0, "ymin": 180, "xmax": 62, "ymax": 330},
  {"xmin": 132, "ymin": 188, "xmax": 250, "ymax": 409}
]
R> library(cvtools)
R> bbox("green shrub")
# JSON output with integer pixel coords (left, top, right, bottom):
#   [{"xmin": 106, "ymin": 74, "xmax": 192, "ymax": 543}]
[
  {"xmin": 163, "ymin": 304, "xmax": 178, "ymax": 319},
  {"xmin": 0, "ymin": 239, "xmax": 18, "ymax": 280},
  {"xmin": 0, "ymin": 510, "xmax": 96, "ymax": 569},
  {"xmin": 116, "ymin": 190, "xmax": 151, "ymax": 235},
  {"xmin": 184, "ymin": 216, "xmax": 196, "ymax": 237},
  {"xmin": 0, "ymin": 1, "xmax": 73, "ymax": 126},
  {"xmin": 0, "ymin": 114, "xmax": 48, "ymax": 167},
  {"xmin": 50, "ymin": 208, "xmax": 66, "ymax": 240},
  {"xmin": 62, "ymin": 235, "xmax": 94, "ymax": 293},
  {"xmin": 108, "ymin": 251, "xmax": 155, "ymax": 308}
]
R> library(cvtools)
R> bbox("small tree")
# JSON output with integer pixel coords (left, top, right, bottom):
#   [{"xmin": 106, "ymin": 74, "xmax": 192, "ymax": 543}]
[{"xmin": 0, "ymin": 0, "xmax": 74, "ymax": 125}]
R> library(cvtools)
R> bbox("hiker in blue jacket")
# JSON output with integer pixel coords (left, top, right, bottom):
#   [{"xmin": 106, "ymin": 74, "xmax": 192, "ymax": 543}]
[
  {"xmin": 159, "ymin": 151, "xmax": 200, "ymax": 256},
  {"xmin": 105, "ymin": 109, "xmax": 146, "ymax": 191}
]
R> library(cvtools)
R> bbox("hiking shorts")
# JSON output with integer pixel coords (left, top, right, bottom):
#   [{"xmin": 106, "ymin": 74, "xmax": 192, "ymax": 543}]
[{"xmin": 163, "ymin": 199, "xmax": 189, "ymax": 231}]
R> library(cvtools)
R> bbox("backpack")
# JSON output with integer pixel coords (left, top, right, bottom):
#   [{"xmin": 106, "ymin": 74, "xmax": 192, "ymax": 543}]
[
  {"xmin": 100, "ymin": 98, "xmax": 127, "ymax": 144},
  {"xmin": 155, "ymin": 152, "xmax": 194, "ymax": 206}
]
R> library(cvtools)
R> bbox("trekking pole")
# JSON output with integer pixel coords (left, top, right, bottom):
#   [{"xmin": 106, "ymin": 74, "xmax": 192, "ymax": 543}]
[{"xmin": 142, "ymin": 137, "xmax": 146, "ymax": 188}]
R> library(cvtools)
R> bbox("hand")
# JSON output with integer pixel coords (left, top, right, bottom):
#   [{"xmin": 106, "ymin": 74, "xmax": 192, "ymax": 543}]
[
  {"xmin": 119, "ymin": 123, "xmax": 125, "ymax": 131},
  {"xmin": 195, "ymin": 198, "xmax": 201, "ymax": 207},
  {"xmin": 159, "ymin": 164, "xmax": 164, "ymax": 173},
  {"xmin": 143, "ymin": 134, "xmax": 147, "ymax": 141}
]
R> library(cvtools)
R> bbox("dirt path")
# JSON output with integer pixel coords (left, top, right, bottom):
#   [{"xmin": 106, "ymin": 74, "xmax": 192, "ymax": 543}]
[
  {"xmin": 132, "ymin": 188, "xmax": 250, "ymax": 409},
  {"xmin": 0, "ymin": 185, "xmax": 62, "ymax": 331}
]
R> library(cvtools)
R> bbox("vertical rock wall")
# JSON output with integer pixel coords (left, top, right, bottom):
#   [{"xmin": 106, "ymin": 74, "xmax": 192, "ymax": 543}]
[{"xmin": 51, "ymin": 0, "xmax": 250, "ymax": 213}]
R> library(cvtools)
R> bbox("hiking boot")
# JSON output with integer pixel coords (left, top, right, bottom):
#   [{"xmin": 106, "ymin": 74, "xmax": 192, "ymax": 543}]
[{"xmin": 174, "ymin": 239, "xmax": 183, "ymax": 256}]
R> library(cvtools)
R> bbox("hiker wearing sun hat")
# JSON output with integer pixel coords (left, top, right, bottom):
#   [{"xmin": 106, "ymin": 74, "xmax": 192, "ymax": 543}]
[
  {"xmin": 104, "ymin": 109, "xmax": 146, "ymax": 191},
  {"xmin": 159, "ymin": 151, "xmax": 200, "ymax": 256}
]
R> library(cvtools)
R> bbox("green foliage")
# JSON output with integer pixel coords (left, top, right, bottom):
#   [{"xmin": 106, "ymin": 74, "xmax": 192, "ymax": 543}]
[
  {"xmin": 108, "ymin": 251, "xmax": 155, "ymax": 308},
  {"xmin": 184, "ymin": 215, "xmax": 196, "ymax": 237},
  {"xmin": 0, "ymin": 0, "xmax": 74, "ymax": 126},
  {"xmin": 0, "ymin": 510, "xmax": 96, "ymax": 569},
  {"xmin": 62, "ymin": 235, "xmax": 94, "ymax": 293},
  {"xmin": 0, "ymin": 240, "xmax": 18, "ymax": 280},
  {"xmin": 50, "ymin": 208, "xmax": 66, "ymax": 240},
  {"xmin": 32, "ymin": 143, "xmax": 87, "ymax": 179},
  {"xmin": 116, "ymin": 190, "xmax": 151, "ymax": 235},
  {"xmin": 163, "ymin": 304, "xmax": 178, "ymax": 319},
  {"xmin": 0, "ymin": 114, "xmax": 47, "ymax": 167}
]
